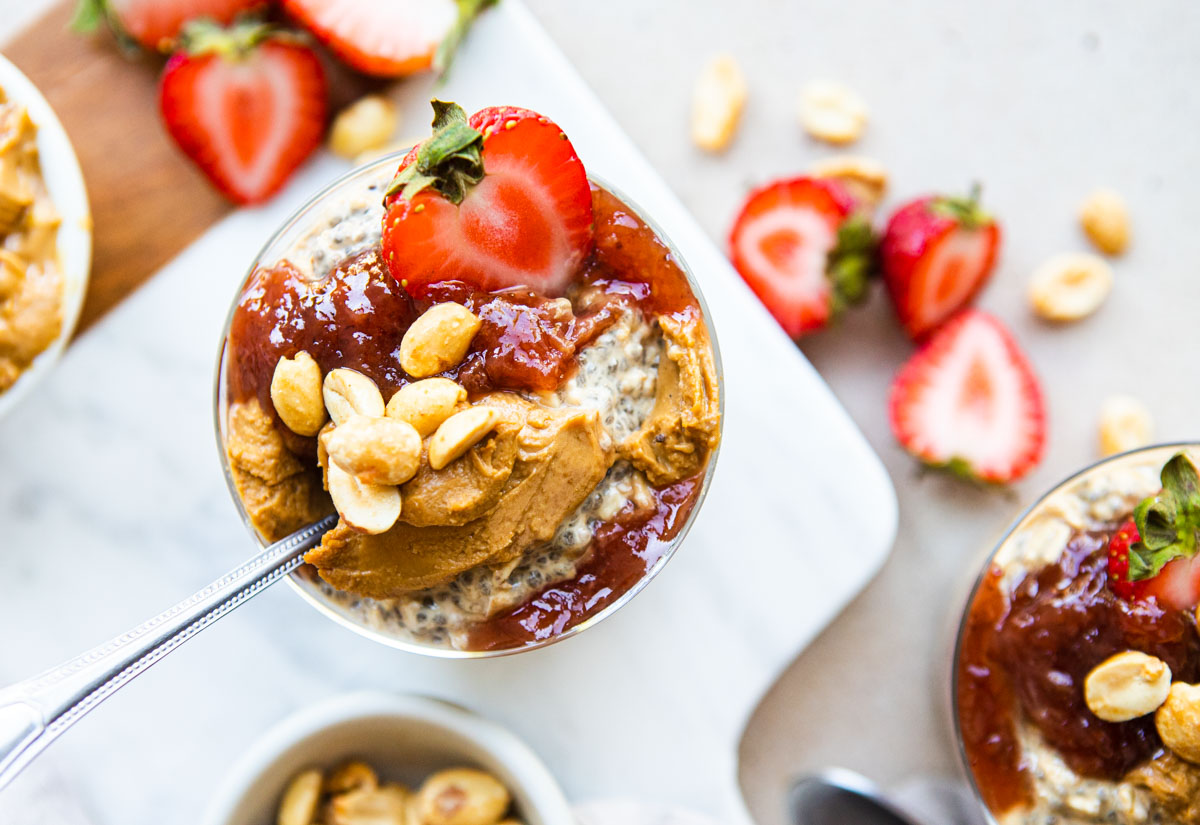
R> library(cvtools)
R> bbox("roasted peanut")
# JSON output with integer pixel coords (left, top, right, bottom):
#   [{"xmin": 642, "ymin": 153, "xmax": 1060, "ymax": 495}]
[
  {"xmin": 1099, "ymin": 395, "xmax": 1154, "ymax": 457},
  {"xmin": 415, "ymin": 769, "xmax": 510, "ymax": 825},
  {"xmin": 690, "ymin": 53, "xmax": 747, "ymax": 152},
  {"xmin": 1029, "ymin": 252, "xmax": 1113, "ymax": 322},
  {"xmin": 329, "ymin": 95, "xmax": 399, "ymax": 160},
  {"xmin": 1084, "ymin": 651, "xmax": 1172, "ymax": 722},
  {"xmin": 428, "ymin": 407, "xmax": 498, "ymax": 470},
  {"xmin": 808, "ymin": 155, "xmax": 888, "ymax": 208},
  {"xmin": 270, "ymin": 352, "xmax": 326, "ymax": 436},
  {"xmin": 324, "ymin": 760, "xmax": 379, "ymax": 795},
  {"xmin": 325, "ymin": 415, "xmax": 422, "ymax": 486},
  {"xmin": 327, "ymin": 462, "xmax": 402, "ymax": 534},
  {"xmin": 1156, "ymin": 682, "xmax": 1200, "ymax": 764},
  {"xmin": 387, "ymin": 378, "xmax": 468, "ymax": 437},
  {"xmin": 1080, "ymin": 188, "xmax": 1130, "ymax": 255},
  {"xmin": 800, "ymin": 80, "xmax": 868, "ymax": 145},
  {"xmin": 324, "ymin": 368, "xmax": 385, "ymax": 425},
  {"xmin": 277, "ymin": 768, "xmax": 323, "ymax": 825},
  {"xmin": 400, "ymin": 303, "xmax": 482, "ymax": 378},
  {"xmin": 326, "ymin": 784, "xmax": 411, "ymax": 825}
]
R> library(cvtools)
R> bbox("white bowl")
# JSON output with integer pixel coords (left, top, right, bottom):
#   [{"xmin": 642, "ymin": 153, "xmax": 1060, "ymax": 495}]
[
  {"xmin": 201, "ymin": 692, "xmax": 574, "ymax": 825},
  {"xmin": 0, "ymin": 54, "xmax": 92, "ymax": 420}
]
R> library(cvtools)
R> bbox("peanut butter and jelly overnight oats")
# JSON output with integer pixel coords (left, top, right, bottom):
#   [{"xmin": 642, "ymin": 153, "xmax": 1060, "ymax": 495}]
[
  {"xmin": 955, "ymin": 446, "xmax": 1200, "ymax": 825},
  {"xmin": 217, "ymin": 102, "xmax": 721, "ymax": 654}
]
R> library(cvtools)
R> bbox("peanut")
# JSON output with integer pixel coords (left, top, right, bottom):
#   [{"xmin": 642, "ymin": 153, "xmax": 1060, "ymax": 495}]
[
  {"xmin": 428, "ymin": 407, "xmax": 498, "ymax": 470},
  {"xmin": 1084, "ymin": 650, "xmax": 1172, "ymax": 722},
  {"xmin": 808, "ymin": 155, "xmax": 888, "ymax": 208},
  {"xmin": 1098, "ymin": 395, "xmax": 1154, "ymax": 457},
  {"xmin": 415, "ymin": 769, "xmax": 510, "ymax": 825},
  {"xmin": 329, "ymin": 95, "xmax": 399, "ymax": 160},
  {"xmin": 800, "ymin": 80, "xmax": 868, "ymax": 145},
  {"xmin": 690, "ymin": 53, "xmax": 747, "ymax": 152},
  {"xmin": 277, "ymin": 768, "xmax": 322, "ymax": 825},
  {"xmin": 1080, "ymin": 188, "xmax": 1130, "ymax": 255},
  {"xmin": 325, "ymin": 415, "xmax": 422, "ymax": 486},
  {"xmin": 387, "ymin": 378, "xmax": 467, "ymax": 437},
  {"xmin": 1029, "ymin": 252, "xmax": 1113, "ymax": 322},
  {"xmin": 270, "ymin": 352, "xmax": 326, "ymax": 437},
  {"xmin": 400, "ymin": 303, "xmax": 482, "ymax": 378},
  {"xmin": 324, "ymin": 368, "xmax": 385, "ymax": 425},
  {"xmin": 324, "ymin": 761, "xmax": 379, "ymax": 796},
  {"xmin": 327, "ymin": 462, "xmax": 402, "ymax": 535},
  {"xmin": 326, "ymin": 784, "xmax": 411, "ymax": 825},
  {"xmin": 1156, "ymin": 682, "xmax": 1200, "ymax": 764}
]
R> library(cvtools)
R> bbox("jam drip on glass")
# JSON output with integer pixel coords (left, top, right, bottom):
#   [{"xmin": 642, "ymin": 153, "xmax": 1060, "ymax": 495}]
[{"xmin": 958, "ymin": 528, "xmax": 1200, "ymax": 813}]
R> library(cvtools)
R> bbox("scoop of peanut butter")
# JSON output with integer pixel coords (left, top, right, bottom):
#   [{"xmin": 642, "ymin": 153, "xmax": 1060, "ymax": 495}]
[{"xmin": 305, "ymin": 393, "xmax": 614, "ymax": 597}]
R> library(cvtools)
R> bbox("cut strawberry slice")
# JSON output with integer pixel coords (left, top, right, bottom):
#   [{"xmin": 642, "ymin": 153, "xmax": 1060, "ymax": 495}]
[
  {"xmin": 381, "ymin": 102, "xmax": 593, "ymax": 298},
  {"xmin": 158, "ymin": 20, "xmax": 328, "ymax": 204},
  {"xmin": 72, "ymin": 0, "xmax": 264, "ymax": 52},
  {"xmin": 881, "ymin": 189, "xmax": 1000, "ymax": 340},
  {"xmin": 888, "ymin": 309, "xmax": 1046, "ymax": 483},
  {"xmin": 1141, "ymin": 556, "xmax": 1200, "ymax": 611},
  {"xmin": 728, "ymin": 176, "xmax": 874, "ymax": 337},
  {"xmin": 281, "ymin": 0, "xmax": 494, "ymax": 77}
]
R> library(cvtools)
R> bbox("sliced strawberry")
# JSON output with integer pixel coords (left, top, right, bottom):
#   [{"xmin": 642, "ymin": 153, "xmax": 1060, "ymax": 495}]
[
  {"xmin": 72, "ymin": 0, "xmax": 264, "ymax": 52},
  {"xmin": 281, "ymin": 0, "xmax": 495, "ymax": 77},
  {"xmin": 1140, "ymin": 556, "xmax": 1200, "ymax": 611},
  {"xmin": 888, "ymin": 310, "xmax": 1046, "ymax": 483},
  {"xmin": 381, "ymin": 102, "xmax": 593, "ymax": 298},
  {"xmin": 158, "ymin": 21, "xmax": 328, "ymax": 205},
  {"xmin": 881, "ymin": 188, "xmax": 1001, "ymax": 340},
  {"xmin": 728, "ymin": 176, "xmax": 875, "ymax": 337}
]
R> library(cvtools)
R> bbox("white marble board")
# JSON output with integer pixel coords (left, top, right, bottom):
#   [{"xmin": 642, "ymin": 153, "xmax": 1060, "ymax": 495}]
[{"xmin": 0, "ymin": 2, "xmax": 897, "ymax": 822}]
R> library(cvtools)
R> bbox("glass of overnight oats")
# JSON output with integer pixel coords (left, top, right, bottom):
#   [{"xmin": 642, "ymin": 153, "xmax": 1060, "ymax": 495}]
[
  {"xmin": 954, "ymin": 444, "xmax": 1200, "ymax": 825},
  {"xmin": 214, "ymin": 101, "xmax": 722, "ymax": 657}
]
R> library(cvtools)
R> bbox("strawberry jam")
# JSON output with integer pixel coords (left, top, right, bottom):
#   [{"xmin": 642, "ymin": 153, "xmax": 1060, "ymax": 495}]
[{"xmin": 958, "ymin": 528, "xmax": 1200, "ymax": 813}]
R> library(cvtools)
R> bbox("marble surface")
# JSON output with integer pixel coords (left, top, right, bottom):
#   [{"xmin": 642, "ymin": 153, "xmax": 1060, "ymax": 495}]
[
  {"xmin": 0, "ymin": 3, "xmax": 898, "ymax": 824},
  {"xmin": 2, "ymin": 1, "xmax": 1200, "ymax": 824}
]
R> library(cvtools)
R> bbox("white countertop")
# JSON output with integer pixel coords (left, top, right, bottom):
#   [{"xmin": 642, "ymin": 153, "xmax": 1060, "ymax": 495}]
[{"xmin": 3, "ymin": 2, "xmax": 1200, "ymax": 824}]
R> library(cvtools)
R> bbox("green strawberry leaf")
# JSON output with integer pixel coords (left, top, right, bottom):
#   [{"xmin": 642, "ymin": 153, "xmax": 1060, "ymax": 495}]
[
  {"xmin": 1129, "ymin": 452, "xmax": 1200, "ymax": 580},
  {"xmin": 385, "ymin": 100, "xmax": 485, "ymax": 205},
  {"xmin": 826, "ymin": 213, "xmax": 877, "ymax": 314}
]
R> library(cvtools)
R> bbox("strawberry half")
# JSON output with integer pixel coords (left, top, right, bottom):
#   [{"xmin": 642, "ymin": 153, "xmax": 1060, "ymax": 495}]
[
  {"xmin": 728, "ymin": 176, "xmax": 876, "ymax": 337},
  {"xmin": 888, "ymin": 310, "xmax": 1046, "ymax": 483},
  {"xmin": 281, "ymin": 0, "xmax": 495, "ymax": 77},
  {"xmin": 72, "ymin": 0, "xmax": 264, "ymax": 52},
  {"xmin": 381, "ymin": 101, "xmax": 593, "ymax": 298},
  {"xmin": 881, "ymin": 188, "xmax": 1001, "ymax": 340},
  {"xmin": 1107, "ymin": 452, "xmax": 1200, "ymax": 610},
  {"xmin": 159, "ymin": 20, "xmax": 328, "ymax": 205}
]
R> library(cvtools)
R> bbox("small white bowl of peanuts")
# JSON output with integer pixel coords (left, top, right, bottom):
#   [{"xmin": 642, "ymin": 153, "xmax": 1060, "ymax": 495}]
[{"xmin": 201, "ymin": 692, "xmax": 573, "ymax": 825}]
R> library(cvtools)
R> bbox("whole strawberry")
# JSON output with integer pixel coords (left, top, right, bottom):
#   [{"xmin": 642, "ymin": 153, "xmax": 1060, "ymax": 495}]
[
  {"xmin": 72, "ymin": 0, "xmax": 265, "ymax": 52},
  {"xmin": 159, "ymin": 20, "xmax": 327, "ymax": 205},
  {"xmin": 728, "ymin": 176, "xmax": 876, "ymax": 337},
  {"xmin": 381, "ymin": 101, "xmax": 593, "ymax": 297},
  {"xmin": 881, "ymin": 186, "xmax": 1000, "ymax": 339}
]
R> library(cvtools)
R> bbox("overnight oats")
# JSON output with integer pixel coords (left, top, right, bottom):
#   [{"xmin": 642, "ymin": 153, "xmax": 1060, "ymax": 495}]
[
  {"xmin": 954, "ymin": 446, "xmax": 1200, "ymax": 825},
  {"xmin": 217, "ymin": 101, "xmax": 722, "ymax": 653},
  {"xmin": 0, "ymin": 85, "xmax": 63, "ymax": 393}
]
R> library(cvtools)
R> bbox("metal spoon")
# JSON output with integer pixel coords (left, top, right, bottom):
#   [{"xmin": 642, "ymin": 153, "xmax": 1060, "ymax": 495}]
[
  {"xmin": 791, "ymin": 769, "xmax": 986, "ymax": 825},
  {"xmin": 0, "ymin": 514, "xmax": 337, "ymax": 793}
]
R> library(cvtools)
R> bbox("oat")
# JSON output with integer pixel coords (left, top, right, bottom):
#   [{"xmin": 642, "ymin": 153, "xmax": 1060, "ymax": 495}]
[
  {"xmin": 327, "ymin": 462, "xmax": 402, "ymax": 535},
  {"xmin": 277, "ymin": 769, "xmax": 322, "ymax": 825},
  {"xmin": 324, "ymin": 368, "xmax": 385, "ymax": 425},
  {"xmin": 330, "ymin": 95, "xmax": 399, "ymax": 161},
  {"xmin": 428, "ymin": 407, "xmax": 498, "ymax": 471},
  {"xmin": 800, "ymin": 80, "xmax": 868, "ymax": 145},
  {"xmin": 400, "ymin": 303, "xmax": 482, "ymax": 378},
  {"xmin": 1080, "ymin": 187, "xmax": 1130, "ymax": 255},
  {"xmin": 690, "ymin": 53, "xmax": 747, "ymax": 152},
  {"xmin": 1029, "ymin": 252, "xmax": 1113, "ymax": 322},
  {"xmin": 1099, "ymin": 396, "xmax": 1154, "ymax": 457},
  {"xmin": 270, "ymin": 352, "xmax": 326, "ymax": 436},
  {"xmin": 324, "ymin": 415, "xmax": 422, "ymax": 486},
  {"xmin": 1084, "ymin": 651, "xmax": 1172, "ymax": 722},
  {"xmin": 386, "ymin": 378, "xmax": 467, "ymax": 437},
  {"xmin": 808, "ymin": 155, "xmax": 888, "ymax": 207}
]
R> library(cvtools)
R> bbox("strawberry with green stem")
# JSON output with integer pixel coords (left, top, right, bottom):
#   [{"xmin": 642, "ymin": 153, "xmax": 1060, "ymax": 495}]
[{"xmin": 72, "ymin": 0, "xmax": 264, "ymax": 52}]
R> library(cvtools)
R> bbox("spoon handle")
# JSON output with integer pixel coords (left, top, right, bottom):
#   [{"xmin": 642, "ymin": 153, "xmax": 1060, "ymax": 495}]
[{"xmin": 0, "ymin": 514, "xmax": 337, "ymax": 792}]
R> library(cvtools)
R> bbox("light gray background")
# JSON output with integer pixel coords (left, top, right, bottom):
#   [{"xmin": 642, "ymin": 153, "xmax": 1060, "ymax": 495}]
[{"xmin": 2, "ymin": 2, "xmax": 1200, "ymax": 824}]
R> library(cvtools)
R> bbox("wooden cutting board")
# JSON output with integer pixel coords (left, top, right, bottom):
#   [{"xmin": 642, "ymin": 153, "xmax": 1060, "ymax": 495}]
[{"xmin": 1, "ymin": 1, "xmax": 375, "ymax": 334}]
